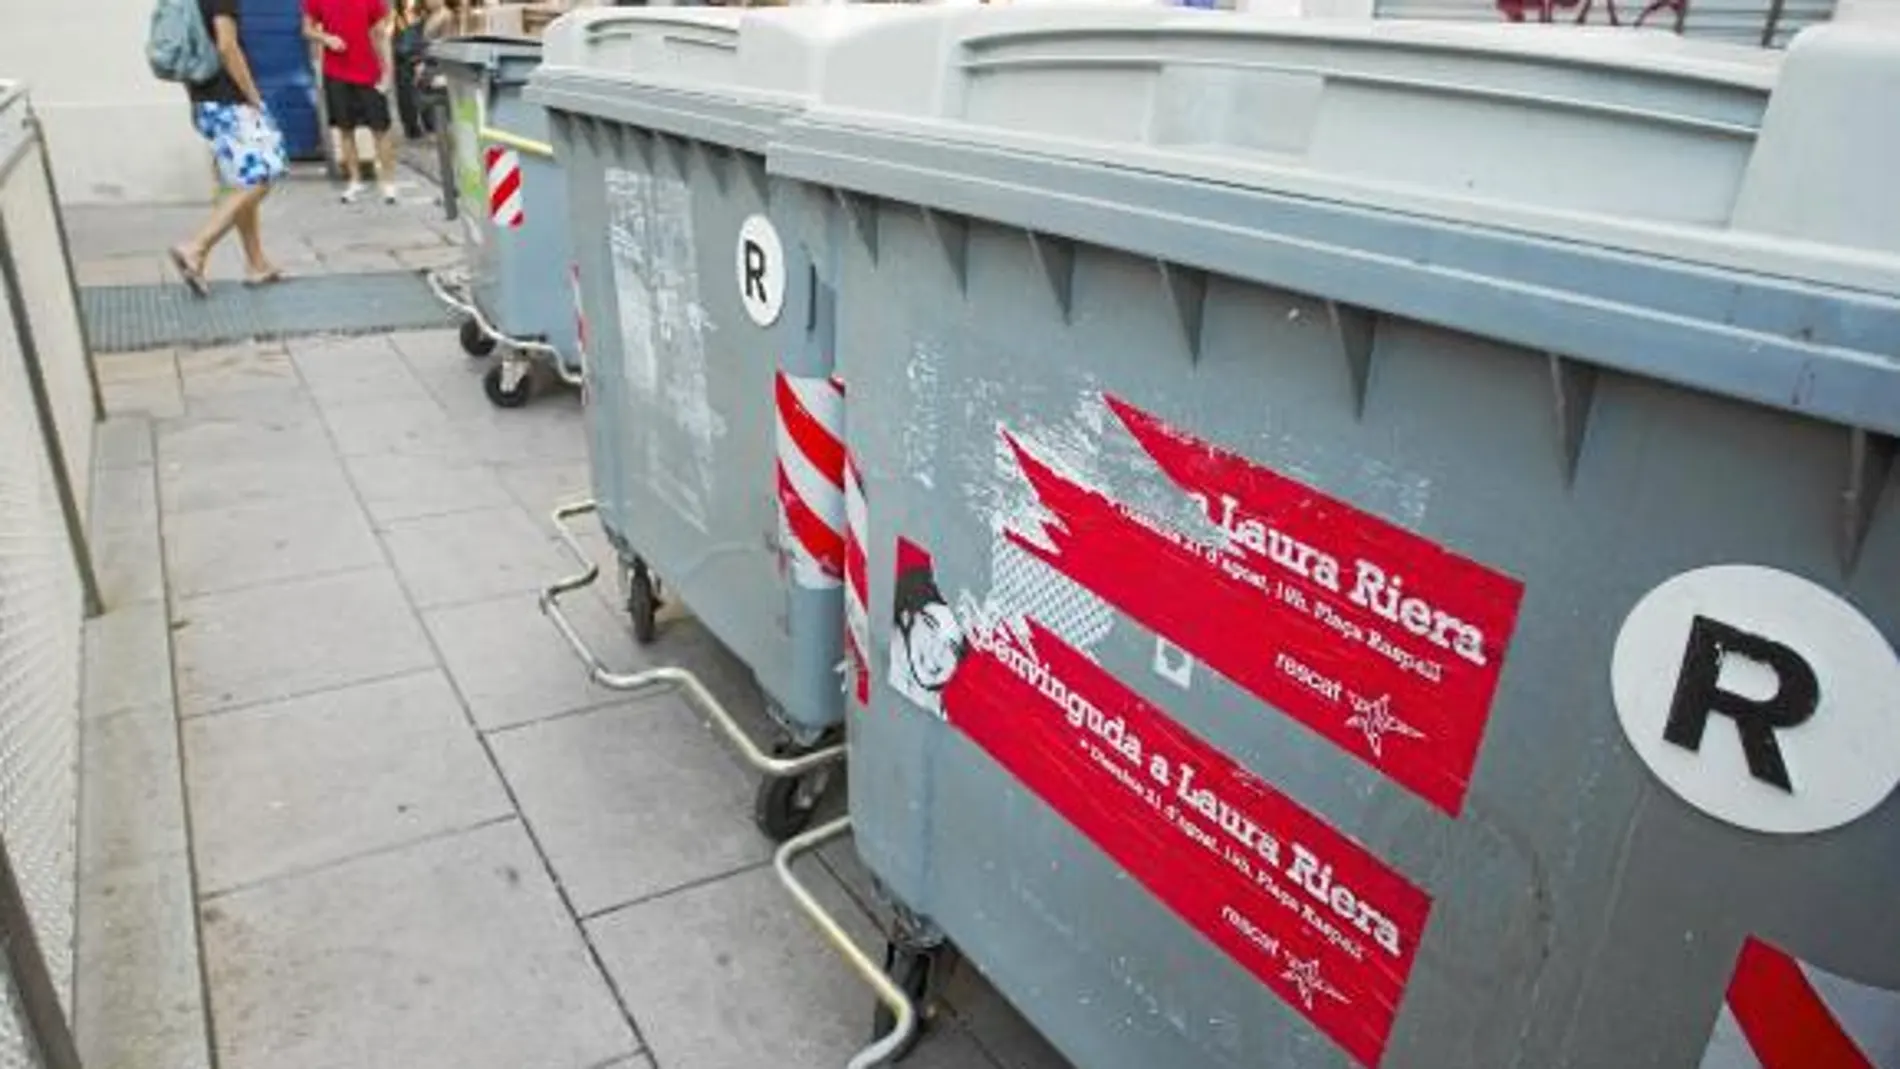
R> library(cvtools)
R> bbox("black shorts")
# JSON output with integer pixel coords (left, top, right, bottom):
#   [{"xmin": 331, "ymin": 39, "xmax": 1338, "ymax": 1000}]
[{"xmin": 324, "ymin": 79, "xmax": 391, "ymax": 133}]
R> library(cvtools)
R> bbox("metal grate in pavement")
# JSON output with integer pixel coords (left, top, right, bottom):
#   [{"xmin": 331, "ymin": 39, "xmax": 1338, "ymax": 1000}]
[{"xmin": 81, "ymin": 270, "xmax": 453, "ymax": 351}]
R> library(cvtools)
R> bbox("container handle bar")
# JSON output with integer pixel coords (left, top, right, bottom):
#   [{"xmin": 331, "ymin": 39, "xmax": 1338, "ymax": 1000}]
[
  {"xmin": 775, "ymin": 817, "xmax": 920, "ymax": 1069},
  {"xmin": 480, "ymin": 126, "xmax": 554, "ymax": 160},
  {"xmin": 539, "ymin": 501, "xmax": 843, "ymax": 779},
  {"xmin": 426, "ymin": 268, "xmax": 583, "ymax": 387},
  {"xmin": 582, "ymin": 16, "xmax": 741, "ymax": 49}
]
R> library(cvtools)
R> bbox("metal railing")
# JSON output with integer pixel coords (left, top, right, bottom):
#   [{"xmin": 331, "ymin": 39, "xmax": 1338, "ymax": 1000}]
[{"xmin": 0, "ymin": 78, "xmax": 100, "ymax": 1069}]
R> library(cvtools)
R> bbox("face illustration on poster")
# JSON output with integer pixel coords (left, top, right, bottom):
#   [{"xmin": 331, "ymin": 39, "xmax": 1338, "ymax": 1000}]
[{"xmin": 889, "ymin": 558, "xmax": 967, "ymax": 717}]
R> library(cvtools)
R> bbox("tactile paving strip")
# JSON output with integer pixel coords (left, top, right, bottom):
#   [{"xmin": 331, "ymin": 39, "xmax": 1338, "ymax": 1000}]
[{"xmin": 82, "ymin": 270, "xmax": 454, "ymax": 352}]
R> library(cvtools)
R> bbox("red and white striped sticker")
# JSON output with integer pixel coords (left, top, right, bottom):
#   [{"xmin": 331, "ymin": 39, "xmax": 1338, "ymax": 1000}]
[
  {"xmin": 486, "ymin": 146, "xmax": 524, "ymax": 229},
  {"xmin": 843, "ymin": 450, "xmax": 869, "ymax": 705},
  {"xmin": 569, "ymin": 262, "xmax": 589, "ymax": 374},
  {"xmin": 774, "ymin": 371, "xmax": 845, "ymax": 589},
  {"xmin": 1702, "ymin": 937, "xmax": 1899, "ymax": 1068}
]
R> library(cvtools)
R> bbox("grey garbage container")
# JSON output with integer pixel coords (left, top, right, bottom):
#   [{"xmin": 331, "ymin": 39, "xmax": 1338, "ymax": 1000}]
[
  {"xmin": 529, "ymin": 7, "xmax": 937, "ymax": 841},
  {"xmin": 764, "ymin": 10, "xmax": 1900, "ymax": 1068},
  {"xmin": 430, "ymin": 35, "xmax": 582, "ymax": 408}
]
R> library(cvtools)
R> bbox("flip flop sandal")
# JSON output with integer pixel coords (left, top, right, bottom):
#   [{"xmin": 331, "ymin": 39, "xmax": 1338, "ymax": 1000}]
[
  {"xmin": 243, "ymin": 270, "xmax": 286, "ymax": 288},
  {"xmin": 169, "ymin": 248, "xmax": 209, "ymax": 298}
]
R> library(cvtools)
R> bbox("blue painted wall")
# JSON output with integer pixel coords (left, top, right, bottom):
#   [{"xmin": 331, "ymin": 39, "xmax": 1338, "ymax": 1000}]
[{"xmin": 241, "ymin": 0, "xmax": 323, "ymax": 159}]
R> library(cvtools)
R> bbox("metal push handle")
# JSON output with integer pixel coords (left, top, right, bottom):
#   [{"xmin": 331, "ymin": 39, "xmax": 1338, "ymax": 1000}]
[
  {"xmin": 775, "ymin": 818, "xmax": 920, "ymax": 1069},
  {"xmin": 538, "ymin": 501, "xmax": 843, "ymax": 778},
  {"xmin": 425, "ymin": 269, "xmax": 583, "ymax": 386},
  {"xmin": 482, "ymin": 126, "xmax": 555, "ymax": 160},
  {"xmin": 545, "ymin": 502, "xmax": 915, "ymax": 1065}
]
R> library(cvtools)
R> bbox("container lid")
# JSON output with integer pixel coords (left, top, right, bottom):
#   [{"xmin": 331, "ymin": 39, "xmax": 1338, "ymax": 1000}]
[
  {"xmin": 767, "ymin": 11, "xmax": 1900, "ymax": 434},
  {"xmin": 529, "ymin": 7, "xmax": 951, "ymax": 150},
  {"xmin": 431, "ymin": 34, "xmax": 546, "ymax": 65}
]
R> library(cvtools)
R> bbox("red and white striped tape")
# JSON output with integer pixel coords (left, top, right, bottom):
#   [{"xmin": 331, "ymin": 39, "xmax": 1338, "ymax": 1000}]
[
  {"xmin": 569, "ymin": 262, "xmax": 589, "ymax": 369},
  {"xmin": 775, "ymin": 371, "xmax": 845, "ymax": 590},
  {"xmin": 486, "ymin": 145, "xmax": 524, "ymax": 228},
  {"xmin": 1701, "ymin": 936, "xmax": 1898, "ymax": 1069},
  {"xmin": 843, "ymin": 450, "xmax": 869, "ymax": 705}
]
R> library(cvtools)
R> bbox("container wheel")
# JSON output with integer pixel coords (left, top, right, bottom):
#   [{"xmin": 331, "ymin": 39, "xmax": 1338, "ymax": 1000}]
[
  {"xmin": 459, "ymin": 317, "xmax": 497, "ymax": 357},
  {"xmin": 483, "ymin": 363, "xmax": 533, "ymax": 409},
  {"xmin": 752, "ymin": 760, "xmax": 831, "ymax": 842},
  {"xmin": 870, "ymin": 940, "xmax": 939, "ymax": 1062},
  {"xmin": 625, "ymin": 557, "xmax": 658, "ymax": 645}
]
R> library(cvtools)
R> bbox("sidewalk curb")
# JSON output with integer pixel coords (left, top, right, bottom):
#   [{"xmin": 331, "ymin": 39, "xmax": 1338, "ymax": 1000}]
[{"xmin": 73, "ymin": 414, "xmax": 216, "ymax": 1069}]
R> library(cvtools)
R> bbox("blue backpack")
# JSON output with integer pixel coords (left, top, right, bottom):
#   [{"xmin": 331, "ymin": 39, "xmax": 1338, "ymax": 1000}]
[{"xmin": 147, "ymin": 0, "xmax": 223, "ymax": 85}]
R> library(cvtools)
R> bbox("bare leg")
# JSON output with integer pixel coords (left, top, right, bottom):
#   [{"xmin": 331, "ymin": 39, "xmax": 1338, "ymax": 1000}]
[
  {"xmin": 172, "ymin": 182, "xmax": 271, "ymax": 289},
  {"xmin": 375, "ymin": 129, "xmax": 398, "ymax": 200},
  {"xmin": 234, "ymin": 185, "xmax": 280, "ymax": 281},
  {"xmin": 337, "ymin": 128, "xmax": 363, "ymax": 197}
]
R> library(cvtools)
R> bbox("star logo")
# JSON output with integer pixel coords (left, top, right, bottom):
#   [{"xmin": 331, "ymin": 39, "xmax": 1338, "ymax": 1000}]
[
  {"xmin": 1280, "ymin": 954, "xmax": 1349, "ymax": 1011},
  {"xmin": 1345, "ymin": 692, "xmax": 1425, "ymax": 758}
]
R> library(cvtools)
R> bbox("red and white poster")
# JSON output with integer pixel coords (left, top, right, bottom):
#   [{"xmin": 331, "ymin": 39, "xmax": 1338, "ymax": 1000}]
[
  {"xmin": 888, "ymin": 539, "xmax": 1432, "ymax": 1068},
  {"xmin": 1701, "ymin": 937, "xmax": 1900, "ymax": 1069},
  {"xmin": 1001, "ymin": 395, "xmax": 1524, "ymax": 816}
]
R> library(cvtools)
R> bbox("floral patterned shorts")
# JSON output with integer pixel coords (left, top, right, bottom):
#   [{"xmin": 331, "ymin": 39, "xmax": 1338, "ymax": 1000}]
[{"xmin": 193, "ymin": 102, "xmax": 289, "ymax": 190}]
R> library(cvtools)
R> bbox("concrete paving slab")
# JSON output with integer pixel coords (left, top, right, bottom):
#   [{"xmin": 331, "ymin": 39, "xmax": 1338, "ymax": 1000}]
[
  {"xmin": 77, "ymin": 253, "xmax": 171, "ymax": 288},
  {"xmin": 90, "ymin": 462, "xmax": 157, "ymax": 535},
  {"xmin": 323, "ymin": 398, "xmax": 472, "ymax": 460},
  {"xmin": 200, "ymin": 820, "xmax": 636, "ymax": 1069},
  {"xmin": 173, "ymin": 382, "xmax": 323, "ymax": 425},
  {"xmin": 93, "ymin": 520, "xmax": 166, "ymax": 607},
  {"xmin": 381, "ymin": 505, "xmax": 567, "ymax": 609},
  {"xmin": 164, "ymin": 496, "xmax": 384, "ymax": 597},
  {"xmin": 454, "ymin": 400, "xmax": 591, "ymax": 466},
  {"xmin": 307, "ymin": 224, "xmax": 444, "ymax": 256},
  {"xmin": 497, "ymin": 461, "xmax": 593, "ymax": 518},
  {"xmin": 95, "ymin": 348, "xmax": 179, "ymax": 386},
  {"xmin": 410, "ymin": 360, "xmax": 500, "ymax": 423},
  {"xmin": 159, "ymin": 450, "xmax": 357, "ymax": 517},
  {"xmin": 66, "ymin": 204, "xmax": 215, "ymax": 260},
  {"xmin": 74, "ymin": 858, "xmax": 212, "ymax": 1069},
  {"xmin": 184, "ymin": 671, "xmax": 512, "ymax": 894},
  {"xmin": 488, "ymin": 700, "xmax": 771, "ymax": 917},
  {"xmin": 173, "ymin": 568, "xmax": 435, "ymax": 716},
  {"xmin": 319, "ymin": 248, "xmax": 405, "ymax": 274},
  {"xmin": 83, "ymin": 600, "xmax": 173, "ymax": 720},
  {"xmin": 386, "ymin": 328, "xmax": 463, "ymax": 368},
  {"xmin": 396, "ymin": 246, "xmax": 465, "ymax": 272},
  {"xmin": 177, "ymin": 342, "xmax": 299, "ymax": 399},
  {"xmin": 95, "ymin": 416, "xmax": 155, "ymax": 470},
  {"xmin": 80, "ymin": 703, "xmax": 190, "ymax": 878},
  {"xmin": 424, "ymin": 590, "xmax": 632, "ymax": 732},
  {"xmin": 156, "ymin": 400, "xmax": 336, "ymax": 469},
  {"xmin": 344, "ymin": 452, "xmax": 515, "ymax": 527},
  {"xmin": 290, "ymin": 334, "xmax": 435, "ymax": 408},
  {"xmin": 586, "ymin": 864, "xmax": 997, "ymax": 1069},
  {"xmin": 104, "ymin": 374, "xmax": 185, "ymax": 418}
]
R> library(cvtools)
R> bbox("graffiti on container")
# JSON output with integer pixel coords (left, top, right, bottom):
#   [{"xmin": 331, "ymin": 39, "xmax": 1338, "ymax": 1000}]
[
  {"xmin": 994, "ymin": 395, "xmax": 1524, "ymax": 817},
  {"xmin": 449, "ymin": 89, "xmax": 485, "ymax": 245},
  {"xmin": 887, "ymin": 537, "xmax": 1432, "ymax": 1068},
  {"xmin": 1493, "ymin": 0, "xmax": 1685, "ymax": 30},
  {"xmin": 604, "ymin": 166, "xmax": 724, "ymax": 532}
]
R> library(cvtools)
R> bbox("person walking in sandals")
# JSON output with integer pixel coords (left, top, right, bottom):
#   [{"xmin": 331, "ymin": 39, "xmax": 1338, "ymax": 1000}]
[{"xmin": 169, "ymin": 0, "xmax": 288, "ymax": 296}]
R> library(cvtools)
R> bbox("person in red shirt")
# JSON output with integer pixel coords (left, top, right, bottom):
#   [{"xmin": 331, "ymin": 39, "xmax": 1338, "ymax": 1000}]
[{"xmin": 304, "ymin": 0, "xmax": 397, "ymax": 204}]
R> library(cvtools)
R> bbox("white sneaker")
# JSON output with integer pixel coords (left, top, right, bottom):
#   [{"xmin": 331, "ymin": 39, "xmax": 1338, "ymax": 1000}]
[
  {"xmin": 380, "ymin": 184, "xmax": 398, "ymax": 205},
  {"xmin": 340, "ymin": 182, "xmax": 365, "ymax": 204}
]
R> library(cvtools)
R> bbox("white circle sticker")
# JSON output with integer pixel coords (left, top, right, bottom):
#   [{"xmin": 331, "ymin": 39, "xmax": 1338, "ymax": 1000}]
[
  {"xmin": 1611, "ymin": 565, "xmax": 1900, "ymax": 835},
  {"xmin": 736, "ymin": 214, "xmax": 785, "ymax": 327}
]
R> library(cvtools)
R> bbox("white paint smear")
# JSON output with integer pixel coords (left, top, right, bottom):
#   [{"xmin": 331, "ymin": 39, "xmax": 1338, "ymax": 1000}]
[{"xmin": 605, "ymin": 167, "xmax": 724, "ymax": 532}]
